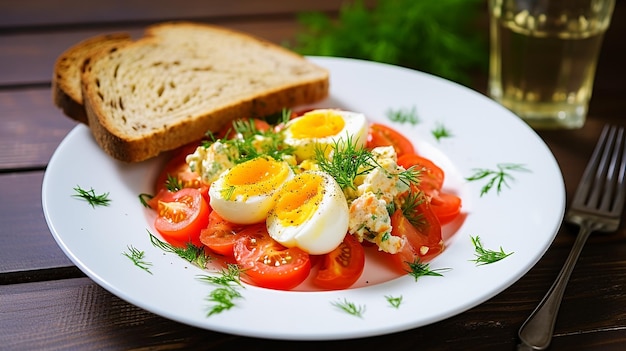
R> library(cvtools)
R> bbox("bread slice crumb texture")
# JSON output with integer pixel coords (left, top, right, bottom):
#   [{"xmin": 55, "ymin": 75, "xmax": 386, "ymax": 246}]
[{"xmin": 81, "ymin": 22, "xmax": 329, "ymax": 162}]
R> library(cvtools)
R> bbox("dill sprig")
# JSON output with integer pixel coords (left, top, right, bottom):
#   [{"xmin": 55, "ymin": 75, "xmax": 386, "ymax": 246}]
[
  {"xmin": 385, "ymin": 295, "xmax": 403, "ymax": 309},
  {"xmin": 221, "ymin": 117, "xmax": 294, "ymax": 164},
  {"xmin": 138, "ymin": 193, "xmax": 153, "ymax": 208},
  {"xmin": 72, "ymin": 185, "xmax": 111, "ymax": 208},
  {"xmin": 399, "ymin": 190, "xmax": 427, "ymax": 228},
  {"xmin": 331, "ymin": 298, "xmax": 365, "ymax": 318},
  {"xmin": 164, "ymin": 174, "xmax": 183, "ymax": 192},
  {"xmin": 431, "ymin": 123, "xmax": 453, "ymax": 142},
  {"xmin": 466, "ymin": 163, "xmax": 530, "ymax": 197},
  {"xmin": 470, "ymin": 235, "xmax": 513, "ymax": 265},
  {"xmin": 315, "ymin": 134, "xmax": 376, "ymax": 190},
  {"xmin": 197, "ymin": 264, "xmax": 245, "ymax": 316},
  {"xmin": 405, "ymin": 258, "xmax": 450, "ymax": 281},
  {"xmin": 149, "ymin": 231, "xmax": 211, "ymax": 269},
  {"xmin": 386, "ymin": 106, "xmax": 419, "ymax": 126},
  {"xmin": 122, "ymin": 245, "xmax": 152, "ymax": 274}
]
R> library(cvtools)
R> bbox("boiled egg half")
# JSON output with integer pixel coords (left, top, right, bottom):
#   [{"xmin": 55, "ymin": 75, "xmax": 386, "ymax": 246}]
[
  {"xmin": 266, "ymin": 170, "xmax": 349, "ymax": 255},
  {"xmin": 209, "ymin": 156, "xmax": 294, "ymax": 224},
  {"xmin": 283, "ymin": 109, "xmax": 369, "ymax": 162}
]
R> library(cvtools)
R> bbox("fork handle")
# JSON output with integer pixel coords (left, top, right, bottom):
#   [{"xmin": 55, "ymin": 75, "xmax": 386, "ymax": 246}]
[{"xmin": 517, "ymin": 225, "xmax": 593, "ymax": 350}]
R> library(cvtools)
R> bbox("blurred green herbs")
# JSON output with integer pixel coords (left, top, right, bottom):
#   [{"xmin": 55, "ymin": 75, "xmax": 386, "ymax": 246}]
[{"xmin": 290, "ymin": 0, "xmax": 487, "ymax": 86}]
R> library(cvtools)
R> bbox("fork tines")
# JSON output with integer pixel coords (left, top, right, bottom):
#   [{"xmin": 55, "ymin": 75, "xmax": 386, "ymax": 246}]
[{"xmin": 572, "ymin": 125, "xmax": 626, "ymax": 217}]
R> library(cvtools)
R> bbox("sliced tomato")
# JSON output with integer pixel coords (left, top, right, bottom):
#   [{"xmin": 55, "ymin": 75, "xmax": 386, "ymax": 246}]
[
  {"xmin": 154, "ymin": 143, "xmax": 203, "ymax": 192},
  {"xmin": 367, "ymin": 123, "xmax": 415, "ymax": 157},
  {"xmin": 233, "ymin": 225, "xmax": 311, "ymax": 290},
  {"xmin": 397, "ymin": 153, "xmax": 444, "ymax": 195},
  {"xmin": 200, "ymin": 211, "xmax": 249, "ymax": 257},
  {"xmin": 154, "ymin": 188, "xmax": 210, "ymax": 248},
  {"xmin": 313, "ymin": 234, "xmax": 365, "ymax": 290},
  {"xmin": 430, "ymin": 192, "xmax": 462, "ymax": 225},
  {"xmin": 389, "ymin": 200, "xmax": 444, "ymax": 272}
]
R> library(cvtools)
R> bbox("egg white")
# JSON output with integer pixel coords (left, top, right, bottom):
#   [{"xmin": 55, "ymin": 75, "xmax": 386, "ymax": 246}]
[
  {"xmin": 209, "ymin": 157, "xmax": 294, "ymax": 224},
  {"xmin": 266, "ymin": 170, "xmax": 349, "ymax": 255},
  {"xmin": 282, "ymin": 109, "xmax": 369, "ymax": 162}
]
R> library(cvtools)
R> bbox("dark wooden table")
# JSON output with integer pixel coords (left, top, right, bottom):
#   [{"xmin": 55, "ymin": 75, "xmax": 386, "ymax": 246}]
[{"xmin": 2, "ymin": 1, "xmax": 625, "ymax": 350}]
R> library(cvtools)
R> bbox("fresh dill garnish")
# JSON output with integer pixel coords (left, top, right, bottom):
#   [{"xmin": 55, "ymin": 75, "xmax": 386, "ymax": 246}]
[
  {"xmin": 122, "ymin": 245, "xmax": 152, "ymax": 274},
  {"xmin": 431, "ymin": 123, "xmax": 452, "ymax": 141},
  {"xmin": 466, "ymin": 163, "xmax": 530, "ymax": 196},
  {"xmin": 164, "ymin": 174, "xmax": 183, "ymax": 192},
  {"xmin": 149, "ymin": 231, "xmax": 211, "ymax": 269},
  {"xmin": 470, "ymin": 235, "xmax": 513, "ymax": 265},
  {"xmin": 399, "ymin": 190, "xmax": 427, "ymax": 228},
  {"xmin": 331, "ymin": 298, "xmax": 365, "ymax": 318},
  {"xmin": 197, "ymin": 264, "xmax": 245, "ymax": 316},
  {"xmin": 397, "ymin": 166, "xmax": 420, "ymax": 187},
  {"xmin": 223, "ymin": 117, "xmax": 294, "ymax": 163},
  {"xmin": 385, "ymin": 295, "xmax": 403, "ymax": 308},
  {"xmin": 315, "ymin": 134, "xmax": 376, "ymax": 190},
  {"xmin": 72, "ymin": 185, "xmax": 111, "ymax": 208},
  {"xmin": 138, "ymin": 193, "xmax": 153, "ymax": 208},
  {"xmin": 386, "ymin": 106, "xmax": 419, "ymax": 125},
  {"xmin": 405, "ymin": 259, "xmax": 450, "ymax": 281}
]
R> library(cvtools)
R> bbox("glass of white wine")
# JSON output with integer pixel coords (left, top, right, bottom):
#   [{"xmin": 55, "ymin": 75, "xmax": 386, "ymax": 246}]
[{"xmin": 488, "ymin": 0, "xmax": 615, "ymax": 129}]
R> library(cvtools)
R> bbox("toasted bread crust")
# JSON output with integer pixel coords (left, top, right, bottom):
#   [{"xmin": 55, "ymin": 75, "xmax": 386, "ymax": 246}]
[
  {"xmin": 52, "ymin": 33, "xmax": 133, "ymax": 124},
  {"xmin": 79, "ymin": 22, "xmax": 329, "ymax": 163}
]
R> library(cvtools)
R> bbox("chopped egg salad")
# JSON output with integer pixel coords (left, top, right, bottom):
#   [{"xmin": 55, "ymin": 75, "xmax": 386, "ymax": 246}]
[{"xmin": 150, "ymin": 108, "xmax": 462, "ymax": 290}]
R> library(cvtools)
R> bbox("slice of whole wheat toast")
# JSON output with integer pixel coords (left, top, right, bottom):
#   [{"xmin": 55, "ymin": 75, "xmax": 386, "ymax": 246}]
[
  {"xmin": 80, "ymin": 21, "xmax": 329, "ymax": 163},
  {"xmin": 52, "ymin": 33, "xmax": 133, "ymax": 124}
]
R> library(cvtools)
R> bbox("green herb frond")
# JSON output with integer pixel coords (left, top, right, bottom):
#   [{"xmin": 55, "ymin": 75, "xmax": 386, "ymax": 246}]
[
  {"xmin": 470, "ymin": 235, "xmax": 513, "ymax": 265},
  {"xmin": 399, "ymin": 190, "xmax": 427, "ymax": 227},
  {"xmin": 405, "ymin": 258, "xmax": 450, "ymax": 281},
  {"xmin": 122, "ymin": 245, "xmax": 152, "ymax": 274},
  {"xmin": 224, "ymin": 118, "xmax": 293, "ymax": 163},
  {"xmin": 72, "ymin": 185, "xmax": 111, "ymax": 208},
  {"xmin": 198, "ymin": 264, "xmax": 245, "ymax": 316},
  {"xmin": 138, "ymin": 193, "xmax": 153, "ymax": 208},
  {"xmin": 165, "ymin": 174, "xmax": 183, "ymax": 192},
  {"xmin": 386, "ymin": 106, "xmax": 419, "ymax": 125},
  {"xmin": 331, "ymin": 298, "xmax": 365, "ymax": 318},
  {"xmin": 315, "ymin": 134, "xmax": 376, "ymax": 190},
  {"xmin": 385, "ymin": 295, "xmax": 403, "ymax": 308},
  {"xmin": 149, "ymin": 231, "xmax": 211, "ymax": 268},
  {"xmin": 432, "ymin": 123, "xmax": 453, "ymax": 141},
  {"xmin": 466, "ymin": 163, "xmax": 530, "ymax": 196}
]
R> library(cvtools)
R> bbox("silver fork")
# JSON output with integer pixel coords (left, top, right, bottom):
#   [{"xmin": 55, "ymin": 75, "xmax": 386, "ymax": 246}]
[{"xmin": 517, "ymin": 124, "xmax": 626, "ymax": 351}]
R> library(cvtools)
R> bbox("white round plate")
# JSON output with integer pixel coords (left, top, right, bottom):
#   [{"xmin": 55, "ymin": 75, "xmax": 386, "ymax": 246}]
[{"xmin": 42, "ymin": 57, "xmax": 565, "ymax": 340}]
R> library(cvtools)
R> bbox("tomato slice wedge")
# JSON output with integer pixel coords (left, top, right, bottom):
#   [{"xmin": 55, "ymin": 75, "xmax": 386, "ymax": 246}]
[
  {"xmin": 430, "ymin": 192, "xmax": 462, "ymax": 225},
  {"xmin": 397, "ymin": 153, "xmax": 444, "ymax": 195},
  {"xmin": 200, "ymin": 211, "xmax": 248, "ymax": 257},
  {"xmin": 233, "ymin": 225, "xmax": 311, "ymax": 290},
  {"xmin": 154, "ymin": 143, "xmax": 203, "ymax": 192},
  {"xmin": 313, "ymin": 234, "xmax": 365, "ymax": 290},
  {"xmin": 154, "ymin": 188, "xmax": 210, "ymax": 248},
  {"xmin": 366, "ymin": 123, "xmax": 416, "ymax": 157},
  {"xmin": 389, "ymin": 198, "xmax": 444, "ymax": 271}
]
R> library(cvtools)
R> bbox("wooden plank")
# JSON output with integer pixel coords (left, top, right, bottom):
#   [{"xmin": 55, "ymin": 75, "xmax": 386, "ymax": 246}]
[
  {"xmin": 0, "ymin": 172, "xmax": 75, "ymax": 276},
  {"xmin": 0, "ymin": 0, "xmax": 354, "ymax": 28},
  {"xmin": 0, "ymin": 88, "xmax": 77, "ymax": 170},
  {"xmin": 0, "ymin": 19, "xmax": 307, "ymax": 86},
  {"xmin": 2, "ymin": 252, "xmax": 626, "ymax": 351}
]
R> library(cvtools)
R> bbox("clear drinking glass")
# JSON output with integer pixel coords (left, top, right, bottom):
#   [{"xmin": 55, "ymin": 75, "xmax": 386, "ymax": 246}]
[{"xmin": 488, "ymin": 0, "xmax": 615, "ymax": 129}]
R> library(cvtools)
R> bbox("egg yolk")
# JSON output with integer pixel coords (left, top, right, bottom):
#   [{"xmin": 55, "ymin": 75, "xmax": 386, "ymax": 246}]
[
  {"xmin": 290, "ymin": 110, "xmax": 346, "ymax": 139},
  {"xmin": 222, "ymin": 157, "xmax": 291, "ymax": 200},
  {"xmin": 273, "ymin": 173, "xmax": 324, "ymax": 227}
]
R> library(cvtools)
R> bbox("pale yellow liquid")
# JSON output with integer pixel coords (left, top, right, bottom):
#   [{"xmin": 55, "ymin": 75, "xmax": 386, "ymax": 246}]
[{"xmin": 489, "ymin": 8, "xmax": 610, "ymax": 129}]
